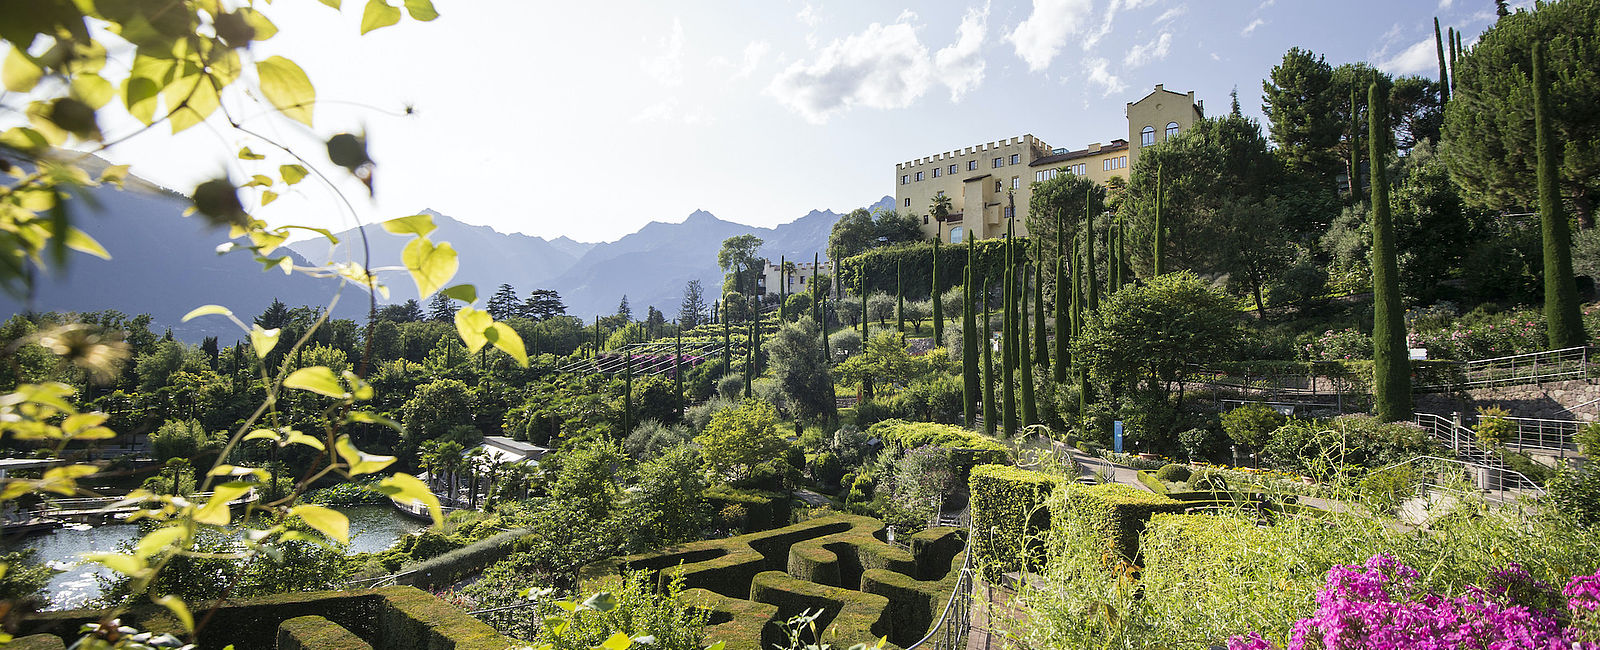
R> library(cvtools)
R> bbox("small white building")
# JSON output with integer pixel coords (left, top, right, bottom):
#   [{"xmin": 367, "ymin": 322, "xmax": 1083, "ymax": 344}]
[
  {"xmin": 475, "ymin": 436, "xmax": 550, "ymax": 465},
  {"xmin": 757, "ymin": 258, "xmax": 834, "ymax": 296}
]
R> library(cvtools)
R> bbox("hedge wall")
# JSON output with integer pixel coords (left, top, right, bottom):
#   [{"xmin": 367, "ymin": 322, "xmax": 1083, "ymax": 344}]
[
  {"xmin": 1138, "ymin": 514, "xmax": 1270, "ymax": 608},
  {"xmin": 277, "ymin": 615, "xmax": 373, "ymax": 650},
  {"xmin": 704, "ymin": 486, "xmax": 793, "ymax": 532},
  {"xmin": 15, "ymin": 586, "xmax": 516, "ymax": 650},
  {"xmin": 397, "ymin": 527, "xmax": 532, "ymax": 590},
  {"xmin": 860, "ymin": 527, "xmax": 967, "ymax": 647},
  {"xmin": 1202, "ymin": 359, "xmax": 1465, "ymax": 391},
  {"xmin": 1134, "ymin": 471, "xmax": 1169, "ymax": 494},
  {"xmin": 1053, "ymin": 484, "xmax": 1187, "ymax": 565},
  {"xmin": 868, "ymin": 419, "xmax": 1012, "ymax": 479},
  {"xmin": 968, "ymin": 464, "xmax": 1057, "ymax": 582},
  {"xmin": 837, "ymin": 238, "xmax": 1023, "ymax": 299},
  {"xmin": 681, "ymin": 588, "xmax": 783, "ymax": 650},
  {"xmin": 749, "ymin": 570, "xmax": 893, "ymax": 648}
]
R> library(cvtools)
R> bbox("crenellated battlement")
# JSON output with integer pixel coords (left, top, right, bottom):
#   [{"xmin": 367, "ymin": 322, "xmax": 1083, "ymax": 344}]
[{"xmin": 896, "ymin": 135, "xmax": 1047, "ymax": 170}]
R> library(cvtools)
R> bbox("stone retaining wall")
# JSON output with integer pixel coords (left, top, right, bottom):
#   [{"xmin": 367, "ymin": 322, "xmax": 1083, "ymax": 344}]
[{"xmin": 1414, "ymin": 378, "xmax": 1600, "ymax": 420}]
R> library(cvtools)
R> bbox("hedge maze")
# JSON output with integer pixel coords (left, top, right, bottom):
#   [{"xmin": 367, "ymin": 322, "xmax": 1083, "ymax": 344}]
[{"xmin": 579, "ymin": 514, "xmax": 967, "ymax": 650}]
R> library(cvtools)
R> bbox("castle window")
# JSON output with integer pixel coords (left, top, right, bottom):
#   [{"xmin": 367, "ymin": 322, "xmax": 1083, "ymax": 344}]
[
  {"xmin": 901, "ymin": 175, "xmax": 909, "ymax": 185},
  {"xmin": 1011, "ymin": 176, "xmax": 1020, "ymax": 189},
  {"xmin": 904, "ymin": 197, "xmax": 911, "ymax": 207},
  {"xmin": 1104, "ymin": 159, "xmax": 1111, "ymax": 172},
  {"xmin": 923, "ymin": 215, "xmax": 929, "ymax": 225},
  {"xmin": 993, "ymin": 157, "xmax": 1003, "ymax": 168},
  {"xmin": 1141, "ymin": 126, "xmax": 1155, "ymax": 146},
  {"xmin": 950, "ymin": 226, "xmax": 963, "ymax": 243},
  {"xmin": 915, "ymin": 171, "xmax": 925, "ymax": 181},
  {"xmin": 994, "ymin": 180, "xmax": 1003, "ymax": 192},
  {"xmin": 968, "ymin": 160, "xmax": 979, "ymax": 171},
  {"xmin": 933, "ymin": 167, "xmax": 941, "ymax": 178},
  {"xmin": 1166, "ymin": 122, "xmax": 1179, "ymax": 139},
  {"xmin": 949, "ymin": 164, "xmax": 957, "ymax": 175},
  {"xmin": 1009, "ymin": 154, "xmax": 1020, "ymax": 165}
]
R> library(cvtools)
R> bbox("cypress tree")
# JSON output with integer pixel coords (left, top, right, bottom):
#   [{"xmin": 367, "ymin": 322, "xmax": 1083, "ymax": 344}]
[
  {"xmin": 1533, "ymin": 45, "xmax": 1587, "ymax": 349},
  {"xmin": 962, "ymin": 238, "xmax": 979, "ymax": 428},
  {"xmin": 982, "ymin": 273, "xmax": 996, "ymax": 435},
  {"xmin": 1369, "ymin": 81, "xmax": 1412, "ymax": 421},
  {"xmin": 859, "ymin": 270, "xmax": 869, "ymax": 340},
  {"xmin": 896, "ymin": 260, "xmax": 905, "ymax": 333},
  {"xmin": 779, "ymin": 255, "xmax": 786, "ymax": 322},
  {"xmin": 722, "ymin": 301, "xmax": 731, "ymax": 375},
  {"xmin": 1447, "ymin": 27, "xmax": 1458, "ymax": 91},
  {"xmin": 594, "ymin": 315, "xmax": 601, "ymax": 357},
  {"xmin": 932, "ymin": 239, "xmax": 944, "ymax": 343},
  {"xmin": 623, "ymin": 348, "xmax": 633, "ymax": 435},
  {"xmin": 745, "ymin": 318, "xmax": 755, "ymax": 398},
  {"xmin": 1349, "ymin": 87, "xmax": 1360, "ymax": 200},
  {"xmin": 1054, "ymin": 209, "xmax": 1069, "ymax": 383},
  {"xmin": 1076, "ymin": 230, "xmax": 1094, "ymax": 415},
  {"xmin": 674, "ymin": 323, "xmax": 684, "ymax": 420},
  {"xmin": 1002, "ymin": 221, "xmax": 1017, "ymax": 436},
  {"xmin": 1153, "ymin": 161, "xmax": 1166, "ymax": 276},
  {"xmin": 813, "ymin": 253, "xmax": 824, "ymax": 325},
  {"xmin": 1434, "ymin": 17, "xmax": 1451, "ymax": 103},
  {"xmin": 1084, "ymin": 187, "xmax": 1099, "ymax": 313},
  {"xmin": 1020, "ymin": 263, "xmax": 1038, "ymax": 426},
  {"xmin": 1032, "ymin": 241, "xmax": 1048, "ymax": 374}
]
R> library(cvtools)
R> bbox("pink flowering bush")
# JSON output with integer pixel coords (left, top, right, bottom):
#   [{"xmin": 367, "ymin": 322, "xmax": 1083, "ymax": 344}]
[
  {"xmin": 1405, "ymin": 309, "xmax": 1547, "ymax": 361},
  {"xmin": 1302, "ymin": 328, "xmax": 1373, "ymax": 362},
  {"xmin": 1228, "ymin": 556, "xmax": 1600, "ymax": 649}
]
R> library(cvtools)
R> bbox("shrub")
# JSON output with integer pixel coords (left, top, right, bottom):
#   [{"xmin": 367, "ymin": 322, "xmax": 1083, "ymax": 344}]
[
  {"xmin": 1154, "ymin": 464, "xmax": 1192, "ymax": 483},
  {"xmin": 1186, "ymin": 471, "xmax": 1229, "ymax": 493},
  {"xmin": 1546, "ymin": 463, "xmax": 1600, "ymax": 527},
  {"xmin": 1575, "ymin": 421, "xmax": 1600, "ymax": 458},
  {"xmin": 1054, "ymin": 484, "xmax": 1186, "ymax": 564},
  {"xmin": 969, "ymin": 465, "xmax": 1057, "ymax": 581},
  {"xmin": 1178, "ymin": 427, "xmax": 1227, "ymax": 461},
  {"xmin": 716, "ymin": 374, "xmax": 744, "ymax": 401},
  {"xmin": 1359, "ymin": 465, "xmax": 1419, "ymax": 512},
  {"xmin": 1222, "ymin": 403, "xmax": 1286, "ymax": 450},
  {"xmin": 1474, "ymin": 405, "xmax": 1514, "ymax": 449}
]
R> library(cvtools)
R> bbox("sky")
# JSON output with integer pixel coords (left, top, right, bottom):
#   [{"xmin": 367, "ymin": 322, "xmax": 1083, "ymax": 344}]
[{"xmin": 78, "ymin": 0, "xmax": 1526, "ymax": 244}]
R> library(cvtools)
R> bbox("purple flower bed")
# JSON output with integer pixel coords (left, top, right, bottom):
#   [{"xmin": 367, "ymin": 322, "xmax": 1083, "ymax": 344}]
[{"xmin": 1229, "ymin": 555, "xmax": 1600, "ymax": 649}]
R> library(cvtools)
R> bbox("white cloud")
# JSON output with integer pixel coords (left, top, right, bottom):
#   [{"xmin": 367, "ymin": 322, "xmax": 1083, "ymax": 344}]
[
  {"xmin": 767, "ymin": 22, "xmax": 935, "ymax": 123},
  {"xmin": 797, "ymin": 3, "xmax": 821, "ymax": 27},
  {"xmin": 1438, "ymin": 0, "xmax": 1454, "ymax": 8},
  {"xmin": 1084, "ymin": 57, "xmax": 1126, "ymax": 96},
  {"xmin": 630, "ymin": 98, "xmax": 711, "ymax": 125},
  {"xmin": 934, "ymin": 2, "xmax": 991, "ymax": 100},
  {"xmin": 1007, "ymin": 0, "xmax": 1093, "ymax": 72},
  {"xmin": 768, "ymin": 6, "xmax": 997, "ymax": 123},
  {"xmin": 1125, "ymin": 32, "xmax": 1171, "ymax": 68},
  {"xmin": 1083, "ymin": 0, "xmax": 1159, "ymax": 50},
  {"xmin": 1241, "ymin": 18, "xmax": 1265, "ymax": 36},
  {"xmin": 1379, "ymin": 37, "xmax": 1439, "ymax": 76},
  {"xmin": 736, "ymin": 41, "xmax": 771, "ymax": 79},
  {"xmin": 640, "ymin": 18, "xmax": 685, "ymax": 86},
  {"xmin": 1156, "ymin": 5, "xmax": 1187, "ymax": 24},
  {"xmin": 897, "ymin": 9, "xmax": 920, "ymax": 23}
]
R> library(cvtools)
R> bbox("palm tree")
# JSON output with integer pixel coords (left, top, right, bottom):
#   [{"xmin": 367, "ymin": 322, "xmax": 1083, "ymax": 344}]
[{"xmin": 929, "ymin": 193, "xmax": 952, "ymax": 242}]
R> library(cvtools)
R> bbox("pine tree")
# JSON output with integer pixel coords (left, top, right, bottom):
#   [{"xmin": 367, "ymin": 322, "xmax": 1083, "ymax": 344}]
[
  {"xmin": 1533, "ymin": 44, "xmax": 1587, "ymax": 349},
  {"xmin": 427, "ymin": 292, "xmax": 457, "ymax": 323},
  {"xmin": 1369, "ymin": 81, "xmax": 1412, "ymax": 421},
  {"xmin": 962, "ymin": 240, "xmax": 978, "ymax": 428},
  {"xmin": 1032, "ymin": 241, "xmax": 1048, "ymax": 374},
  {"xmin": 1019, "ymin": 263, "xmax": 1038, "ymax": 426},
  {"xmin": 1054, "ymin": 210, "xmax": 1069, "ymax": 383},
  {"xmin": 617, "ymin": 295, "xmax": 633, "ymax": 321},
  {"xmin": 1153, "ymin": 161, "xmax": 1166, "ymax": 276},
  {"xmin": 1434, "ymin": 17, "xmax": 1451, "ymax": 103},
  {"xmin": 487, "ymin": 283, "xmax": 520, "ymax": 320},
  {"xmin": 931, "ymin": 238, "xmax": 944, "ymax": 344},
  {"xmin": 982, "ymin": 273, "xmax": 996, "ymax": 435}
]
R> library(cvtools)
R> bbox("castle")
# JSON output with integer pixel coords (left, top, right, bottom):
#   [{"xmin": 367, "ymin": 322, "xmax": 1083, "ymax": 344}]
[{"xmin": 893, "ymin": 84, "xmax": 1204, "ymax": 242}]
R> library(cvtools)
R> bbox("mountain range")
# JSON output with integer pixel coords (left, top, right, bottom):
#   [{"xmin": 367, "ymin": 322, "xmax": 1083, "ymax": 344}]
[{"xmin": 0, "ymin": 160, "xmax": 889, "ymax": 341}]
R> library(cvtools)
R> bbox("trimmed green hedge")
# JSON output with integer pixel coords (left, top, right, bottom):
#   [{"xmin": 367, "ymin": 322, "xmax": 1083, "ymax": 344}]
[
  {"xmin": 838, "ymin": 239, "xmax": 1017, "ymax": 299},
  {"xmin": 1202, "ymin": 359, "xmax": 1465, "ymax": 390},
  {"xmin": 704, "ymin": 486, "xmax": 793, "ymax": 532},
  {"xmin": 1053, "ymin": 484, "xmax": 1186, "ymax": 565},
  {"xmin": 868, "ymin": 420, "xmax": 1011, "ymax": 479},
  {"xmin": 15, "ymin": 586, "xmax": 516, "ymax": 650},
  {"xmin": 7, "ymin": 635, "xmax": 64, "ymax": 650},
  {"xmin": 861, "ymin": 527, "xmax": 967, "ymax": 647},
  {"xmin": 398, "ymin": 527, "xmax": 531, "ymax": 590},
  {"xmin": 682, "ymin": 588, "xmax": 782, "ymax": 650},
  {"xmin": 750, "ymin": 570, "xmax": 892, "ymax": 648},
  {"xmin": 277, "ymin": 615, "xmax": 373, "ymax": 650},
  {"xmin": 1135, "ymin": 471, "xmax": 1170, "ymax": 494},
  {"xmin": 1139, "ymin": 514, "xmax": 1270, "ymax": 606},
  {"xmin": 968, "ymin": 465, "xmax": 1057, "ymax": 581}
]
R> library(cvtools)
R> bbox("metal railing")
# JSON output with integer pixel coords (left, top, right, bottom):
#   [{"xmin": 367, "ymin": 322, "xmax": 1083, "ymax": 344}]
[
  {"xmin": 1367, "ymin": 454, "xmax": 1545, "ymax": 504},
  {"xmin": 1489, "ymin": 414, "xmax": 1583, "ymax": 456},
  {"xmin": 1412, "ymin": 414, "xmax": 1543, "ymax": 494},
  {"xmin": 906, "ymin": 525, "xmax": 974, "ymax": 650},
  {"xmin": 1433, "ymin": 346, "xmax": 1594, "ymax": 390}
]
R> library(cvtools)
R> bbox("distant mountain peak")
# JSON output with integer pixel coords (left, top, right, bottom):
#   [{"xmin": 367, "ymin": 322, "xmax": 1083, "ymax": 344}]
[{"xmin": 684, "ymin": 209, "xmax": 720, "ymax": 224}]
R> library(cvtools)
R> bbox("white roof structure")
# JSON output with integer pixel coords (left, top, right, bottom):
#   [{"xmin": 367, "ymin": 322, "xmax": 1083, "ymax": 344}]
[{"xmin": 475, "ymin": 436, "xmax": 550, "ymax": 465}]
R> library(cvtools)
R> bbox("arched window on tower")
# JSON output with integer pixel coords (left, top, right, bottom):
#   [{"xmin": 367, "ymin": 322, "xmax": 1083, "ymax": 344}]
[
  {"xmin": 950, "ymin": 226, "xmax": 963, "ymax": 244},
  {"xmin": 1141, "ymin": 125, "xmax": 1155, "ymax": 146},
  {"xmin": 1165, "ymin": 122, "xmax": 1180, "ymax": 140}
]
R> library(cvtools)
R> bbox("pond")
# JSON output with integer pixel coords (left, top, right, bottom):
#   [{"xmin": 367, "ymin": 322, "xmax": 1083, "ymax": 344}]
[{"xmin": 1, "ymin": 504, "xmax": 427, "ymax": 610}]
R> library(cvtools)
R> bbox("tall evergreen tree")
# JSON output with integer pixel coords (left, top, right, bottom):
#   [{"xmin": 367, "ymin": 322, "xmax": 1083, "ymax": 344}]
[
  {"xmin": 1434, "ymin": 18, "xmax": 1451, "ymax": 103},
  {"xmin": 723, "ymin": 301, "xmax": 732, "ymax": 375},
  {"xmin": 679, "ymin": 280, "xmax": 708, "ymax": 329},
  {"xmin": 617, "ymin": 295, "xmax": 633, "ymax": 321},
  {"xmin": 1002, "ymin": 218, "xmax": 1017, "ymax": 436},
  {"xmin": 487, "ymin": 283, "xmax": 520, "ymax": 320},
  {"xmin": 1153, "ymin": 161, "xmax": 1166, "ymax": 276},
  {"xmin": 623, "ymin": 348, "xmax": 634, "ymax": 435},
  {"xmin": 1032, "ymin": 241, "xmax": 1048, "ymax": 374},
  {"xmin": 982, "ymin": 273, "xmax": 996, "ymax": 435},
  {"xmin": 1348, "ymin": 87, "xmax": 1361, "ymax": 200},
  {"xmin": 961, "ymin": 241, "xmax": 978, "ymax": 428},
  {"xmin": 1369, "ymin": 81, "xmax": 1412, "ymax": 421},
  {"xmin": 1533, "ymin": 45, "xmax": 1587, "ymax": 349},
  {"xmin": 859, "ymin": 270, "xmax": 869, "ymax": 340},
  {"xmin": 1019, "ymin": 263, "xmax": 1038, "ymax": 426},
  {"xmin": 1054, "ymin": 210, "xmax": 1070, "ymax": 383},
  {"xmin": 895, "ymin": 260, "xmax": 905, "ymax": 333},
  {"xmin": 931, "ymin": 239, "xmax": 944, "ymax": 343},
  {"xmin": 778, "ymin": 255, "xmax": 787, "ymax": 323},
  {"xmin": 426, "ymin": 292, "xmax": 456, "ymax": 323},
  {"xmin": 1084, "ymin": 187, "xmax": 1099, "ymax": 313},
  {"xmin": 745, "ymin": 318, "xmax": 755, "ymax": 398}
]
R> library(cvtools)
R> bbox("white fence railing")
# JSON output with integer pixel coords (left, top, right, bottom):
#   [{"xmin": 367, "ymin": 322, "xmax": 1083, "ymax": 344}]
[{"xmin": 1413, "ymin": 414, "xmax": 1544, "ymax": 495}]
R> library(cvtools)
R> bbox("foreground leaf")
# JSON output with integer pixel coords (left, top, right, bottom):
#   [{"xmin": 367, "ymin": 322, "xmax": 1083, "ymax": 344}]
[
  {"xmin": 290, "ymin": 504, "xmax": 350, "ymax": 544},
  {"xmin": 257, "ymin": 56, "xmax": 315, "ymax": 127}
]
